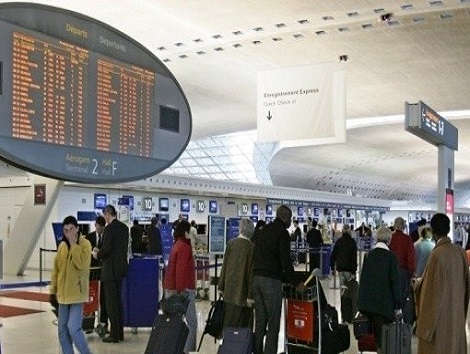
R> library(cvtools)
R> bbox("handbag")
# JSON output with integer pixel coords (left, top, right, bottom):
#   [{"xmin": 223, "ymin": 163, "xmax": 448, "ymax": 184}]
[
  {"xmin": 204, "ymin": 295, "xmax": 224, "ymax": 339},
  {"xmin": 353, "ymin": 312, "xmax": 373, "ymax": 338},
  {"xmin": 197, "ymin": 294, "xmax": 224, "ymax": 352},
  {"xmin": 159, "ymin": 291, "xmax": 190, "ymax": 314}
]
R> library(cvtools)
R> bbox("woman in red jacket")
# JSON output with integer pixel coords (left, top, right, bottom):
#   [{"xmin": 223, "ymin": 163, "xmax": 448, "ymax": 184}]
[{"xmin": 163, "ymin": 219, "xmax": 196, "ymax": 353}]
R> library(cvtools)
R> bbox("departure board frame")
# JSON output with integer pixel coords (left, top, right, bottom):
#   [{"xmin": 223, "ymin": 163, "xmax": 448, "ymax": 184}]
[{"xmin": 0, "ymin": 3, "xmax": 192, "ymax": 183}]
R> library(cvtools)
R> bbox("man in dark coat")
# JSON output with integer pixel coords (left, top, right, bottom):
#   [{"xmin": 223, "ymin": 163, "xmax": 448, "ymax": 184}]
[
  {"xmin": 93, "ymin": 205, "xmax": 129, "ymax": 343},
  {"xmin": 146, "ymin": 217, "xmax": 162, "ymax": 256},
  {"xmin": 130, "ymin": 219, "xmax": 144, "ymax": 254},
  {"xmin": 306, "ymin": 219, "xmax": 323, "ymax": 272},
  {"xmin": 86, "ymin": 215, "xmax": 108, "ymax": 334},
  {"xmin": 358, "ymin": 227, "xmax": 401, "ymax": 351},
  {"xmin": 252, "ymin": 205, "xmax": 305, "ymax": 354},
  {"xmin": 330, "ymin": 224, "xmax": 357, "ymax": 287}
]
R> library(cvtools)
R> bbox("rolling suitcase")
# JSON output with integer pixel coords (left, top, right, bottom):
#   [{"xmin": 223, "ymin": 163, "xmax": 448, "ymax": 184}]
[
  {"xmin": 321, "ymin": 323, "xmax": 350, "ymax": 354},
  {"xmin": 144, "ymin": 313, "xmax": 189, "ymax": 354},
  {"xmin": 217, "ymin": 327, "xmax": 253, "ymax": 354},
  {"xmin": 381, "ymin": 320, "xmax": 412, "ymax": 354},
  {"xmin": 358, "ymin": 333, "xmax": 377, "ymax": 353},
  {"xmin": 340, "ymin": 278, "xmax": 358, "ymax": 323}
]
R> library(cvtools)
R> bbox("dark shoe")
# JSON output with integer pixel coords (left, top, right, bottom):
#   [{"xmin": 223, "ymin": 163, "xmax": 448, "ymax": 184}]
[
  {"xmin": 102, "ymin": 336, "xmax": 119, "ymax": 343},
  {"xmin": 95, "ymin": 323, "xmax": 108, "ymax": 337}
]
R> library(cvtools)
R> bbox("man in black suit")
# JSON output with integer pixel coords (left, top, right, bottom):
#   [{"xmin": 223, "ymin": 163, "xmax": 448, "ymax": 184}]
[
  {"xmin": 306, "ymin": 219, "xmax": 324, "ymax": 272},
  {"xmin": 93, "ymin": 205, "xmax": 129, "ymax": 343},
  {"xmin": 146, "ymin": 217, "xmax": 162, "ymax": 256},
  {"xmin": 86, "ymin": 216, "xmax": 108, "ymax": 335}
]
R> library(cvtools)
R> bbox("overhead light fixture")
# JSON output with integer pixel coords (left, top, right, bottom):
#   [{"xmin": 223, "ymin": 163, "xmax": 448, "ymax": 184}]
[{"xmin": 379, "ymin": 13, "xmax": 393, "ymax": 22}]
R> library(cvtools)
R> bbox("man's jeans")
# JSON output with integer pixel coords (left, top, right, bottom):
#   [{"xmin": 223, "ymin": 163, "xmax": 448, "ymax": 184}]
[{"xmin": 58, "ymin": 303, "xmax": 92, "ymax": 354}]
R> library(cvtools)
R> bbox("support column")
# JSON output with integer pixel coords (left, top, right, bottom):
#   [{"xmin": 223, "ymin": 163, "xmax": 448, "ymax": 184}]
[
  {"xmin": 4, "ymin": 176, "xmax": 63, "ymax": 275},
  {"xmin": 437, "ymin": 145, "xmax": 454, "ymax": 239}
]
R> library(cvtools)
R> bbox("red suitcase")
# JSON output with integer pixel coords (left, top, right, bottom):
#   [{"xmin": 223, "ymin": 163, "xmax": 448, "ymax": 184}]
[{"xmin": 358, "ymin": 333, "xmax": 377, "ymax": 353}]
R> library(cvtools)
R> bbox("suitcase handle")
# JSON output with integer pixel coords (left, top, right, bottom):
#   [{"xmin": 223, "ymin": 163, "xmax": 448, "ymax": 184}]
[{"xmin": 304, "ymin": 268, "xmax": 323, "ymax": 286}]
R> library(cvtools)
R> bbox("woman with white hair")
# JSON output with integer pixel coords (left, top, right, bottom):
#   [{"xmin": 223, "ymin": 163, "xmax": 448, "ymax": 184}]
[
  {"xmin": 219, "ymin": 218, "xmax": 256, "ymax": 329},
  {"xmin": 358, "ymin": 227, "xmax": 401, "ymax": 353}
]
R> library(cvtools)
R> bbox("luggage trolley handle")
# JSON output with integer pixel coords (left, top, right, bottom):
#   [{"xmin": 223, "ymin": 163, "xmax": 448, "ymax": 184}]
[
  {"xmin": 298, "ymin": 268, "xmax": 323, "ymax": 353},
  {"xmin": 311, "ymin": 268, "xmax": 323, "ymax": 354},
  {"xmin": 304, "ymin": 268, "xmax": 323, "ymax": 287}
]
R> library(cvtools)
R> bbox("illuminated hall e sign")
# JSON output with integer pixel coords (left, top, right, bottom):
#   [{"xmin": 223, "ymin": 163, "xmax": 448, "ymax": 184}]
[{"xmin": 0, "ymin": 3, "xmax": 191, "ymax": 183}]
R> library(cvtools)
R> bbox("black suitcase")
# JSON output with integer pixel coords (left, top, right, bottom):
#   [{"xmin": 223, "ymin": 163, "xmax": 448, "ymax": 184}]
[
  {"xmin": 340, "ymin": 278, "xmax": 358, "ymax": 323},
  {"xmin": 381, "ymin": 321, "xmax": 412, "ymax": 354},
  {"xmin": 217, "ymin": 327, "xmax": 253, "ymax": 354},
  {"xmin": 321, "ymin": 323, "xmax": 350, "ymax": 354},
  {"xmin": 144, "ymin": 313, "xmax": 189, "ymax": 354}
]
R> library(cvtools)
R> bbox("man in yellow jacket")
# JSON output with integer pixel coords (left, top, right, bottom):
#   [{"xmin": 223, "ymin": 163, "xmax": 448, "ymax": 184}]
[{"xmin": 50, "ymin": 215, "xmax": 92, "ymax": 354}]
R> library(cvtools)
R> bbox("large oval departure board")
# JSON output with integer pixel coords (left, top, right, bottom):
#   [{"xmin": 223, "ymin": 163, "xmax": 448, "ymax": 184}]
[{"xmin": 0, "ymin": 3, "xmax": 192, "ymax": 183}]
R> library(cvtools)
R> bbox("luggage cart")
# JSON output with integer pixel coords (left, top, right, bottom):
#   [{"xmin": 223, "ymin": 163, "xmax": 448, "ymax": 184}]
[
  {"xmin": 283, "ymin": 271, "xmax": 322, "ymax": 354},
  {"xmin": 83, "ymin": 266, "xmax": 101, "ymax": 333}
]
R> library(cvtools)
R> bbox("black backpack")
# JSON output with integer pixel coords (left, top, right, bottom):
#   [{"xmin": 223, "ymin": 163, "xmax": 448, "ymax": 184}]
[{"xmin": 204, "ymin": 296, "xmax": 224, "ymax": 338}]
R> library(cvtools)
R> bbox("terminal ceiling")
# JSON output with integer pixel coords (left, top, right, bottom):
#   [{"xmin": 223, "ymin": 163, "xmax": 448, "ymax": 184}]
[{"xmin": 1, "ymin": 0, "xmax": 470, "ymax": 209}]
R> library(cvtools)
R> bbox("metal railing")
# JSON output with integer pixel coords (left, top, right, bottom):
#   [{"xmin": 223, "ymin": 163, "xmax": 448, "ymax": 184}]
[{"xmin": 39, "ymin": 247, "xmax": 57, "ymax": 283}]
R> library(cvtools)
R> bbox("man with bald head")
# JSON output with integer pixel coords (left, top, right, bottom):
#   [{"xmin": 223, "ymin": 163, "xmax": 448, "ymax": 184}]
[{"xmin": 252, "ymin": 205, "xmax": 305, "ymax": 354}]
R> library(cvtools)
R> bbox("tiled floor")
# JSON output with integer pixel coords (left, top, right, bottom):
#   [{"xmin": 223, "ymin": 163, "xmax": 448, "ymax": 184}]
[{"xmin": 0, "ymin": 271, "xmax": 467, "ymax": 353}]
